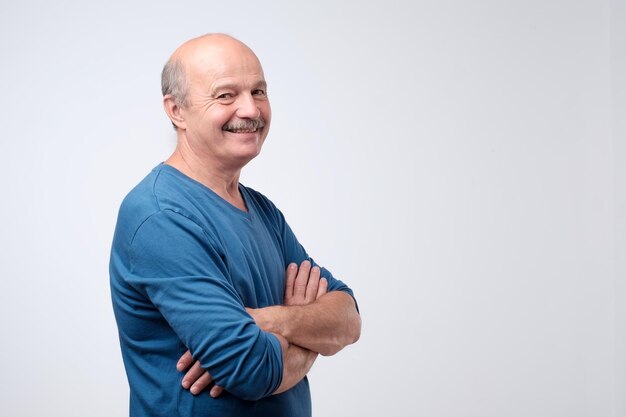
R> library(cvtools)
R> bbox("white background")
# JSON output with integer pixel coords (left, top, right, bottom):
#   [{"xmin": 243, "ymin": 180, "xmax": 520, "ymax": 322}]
[{"xmin": 0, "ymin": 1, "xmax": 623, "ymax": 416}]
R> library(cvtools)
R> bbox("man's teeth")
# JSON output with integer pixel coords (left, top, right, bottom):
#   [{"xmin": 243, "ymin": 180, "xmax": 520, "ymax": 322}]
[{"xmin": 228, "ymin": 128, "xmax": 258, "ymax": 133}]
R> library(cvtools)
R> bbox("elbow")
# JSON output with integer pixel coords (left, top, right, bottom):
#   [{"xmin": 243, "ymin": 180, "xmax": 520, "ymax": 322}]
[
  {"xmin": 344, "ymin": 309, "xmax": 362, "ymax": 347},
  {"xmin": 219, "ymin": 364, "xmax": 280, "ymax": 401},
  {"xmin": 223, "ymin": 365, "xmax": 281, "ymax": 401},
  {"xmin": 320, "ymin": 314, "xmax": 362, "ymax": 357},
  {"xmin": 234, "ymin": 388, "xmax": 270, "ymax": 402},
  {"xmin": 317, "ymin": 338, "xmax": 353, "ymax": 357},
  {"xmin": 215, "ymin": 332, "xmax": 284, "ymax": 401},
  {"xmin": 318, "ymin": 343, "xmax": 341, "ymax": 357},
  {"xmin": 350, "ymin": 313, "xmax": 362, "ymax": 344},
  {"xmin": 343, "ymin": 292, "xmax": 361, "ymax": 346}
]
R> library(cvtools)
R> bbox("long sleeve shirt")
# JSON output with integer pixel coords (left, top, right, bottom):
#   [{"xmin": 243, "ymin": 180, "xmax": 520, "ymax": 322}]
[{"xmin": 110, "ymin": 164, "xmax": 355, "ymax": 417}]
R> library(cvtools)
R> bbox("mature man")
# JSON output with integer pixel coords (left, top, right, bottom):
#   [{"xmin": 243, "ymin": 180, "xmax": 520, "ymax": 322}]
[{"xmin": 109, "ymin": 33, "xmax": 361, "ymax": 417}]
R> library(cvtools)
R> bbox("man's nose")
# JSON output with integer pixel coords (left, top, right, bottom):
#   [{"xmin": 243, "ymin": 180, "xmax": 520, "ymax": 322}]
[{"xmin": 236, "ymin": 93, "xmax": 261, "ymax": 119}]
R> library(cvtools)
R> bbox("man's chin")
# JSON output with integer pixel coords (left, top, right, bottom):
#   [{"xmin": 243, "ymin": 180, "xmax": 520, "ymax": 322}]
[{"xmin": 227, "ymin": 145, "xmax": 264, "ymax": 168}]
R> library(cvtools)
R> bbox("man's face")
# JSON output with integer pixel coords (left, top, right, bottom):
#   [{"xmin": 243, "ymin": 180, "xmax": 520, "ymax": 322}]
[{"xmin": 180, "ymin": 42, "xmax": 271, "ymax": 169}]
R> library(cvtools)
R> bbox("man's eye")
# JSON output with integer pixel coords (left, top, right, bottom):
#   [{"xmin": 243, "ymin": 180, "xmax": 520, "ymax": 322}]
[
  {"xmin": 217, "ymin": 93, "xmax": 233, "ymax": 99},
  {"xmin": 252, "ymin": 89, "xmax": 266, "ymax": 96}
]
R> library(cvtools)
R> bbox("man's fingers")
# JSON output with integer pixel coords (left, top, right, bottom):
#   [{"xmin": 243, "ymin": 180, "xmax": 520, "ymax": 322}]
[
  {"xmin": 210, "ymin": 385, "xmax": 224, "ymax": 398},
  {"xmin": 283, "ymin": 263, "xmax": 297, "ymax": 303},
  {"xmin": 179, "ymin": 356, "xmax": 220, "ymax": 397},
  {"xmin": 305, "ymin": 266, "xmax": 321, "ymax": 304},
  {"xmin": 316, "ymin": 277, "xmax": 328, "ymax": 299},
  {"xmin": 177, "ymin": 350, "xmax": 193, "ymax": 371},
  {"xmin": 293, "ymin": 260, "xmax": 311, "ymax": 301},
  {"xmin": 190, "ymin": 371, "xmax": 214, "ymax": 395},
  {"xmin": 182, "ymin": 360, "xmax": 206, "ymax": 389},
  {"xmin": 284, "ymin": 260, "xmax": 325, "ymax": 306}
]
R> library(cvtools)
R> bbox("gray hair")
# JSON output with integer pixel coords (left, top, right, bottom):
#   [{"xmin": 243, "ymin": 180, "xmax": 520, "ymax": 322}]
[{"xmin": 161, "ymin": 59, "xmax": 188, "ymax": 129}]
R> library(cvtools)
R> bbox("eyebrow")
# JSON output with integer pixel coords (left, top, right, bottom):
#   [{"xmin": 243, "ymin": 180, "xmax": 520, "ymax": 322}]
[{"xmin": 211, "ymin": 80, "xmax": 267, "ymax": 94}]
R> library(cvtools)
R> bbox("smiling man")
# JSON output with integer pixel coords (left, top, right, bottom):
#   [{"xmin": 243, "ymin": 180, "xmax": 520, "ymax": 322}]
[{"xmin": 109, "ymin": 34, "xmax": 361, "ymax": 417}]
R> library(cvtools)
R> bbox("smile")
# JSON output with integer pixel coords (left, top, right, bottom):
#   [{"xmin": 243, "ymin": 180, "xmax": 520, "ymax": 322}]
[
  {"xmin": 222, "ymin": 119, "xmax": 265, "ymax": 134},
  {"xmin": 224, "ymin": 128, "xmax": 261, "ymax": 133}
]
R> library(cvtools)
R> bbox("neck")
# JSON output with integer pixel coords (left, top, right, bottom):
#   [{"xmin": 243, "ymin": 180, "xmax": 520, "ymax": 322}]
[{"xmin": 165, "ymin": 140, "xmax": 246, "ymax": 211}]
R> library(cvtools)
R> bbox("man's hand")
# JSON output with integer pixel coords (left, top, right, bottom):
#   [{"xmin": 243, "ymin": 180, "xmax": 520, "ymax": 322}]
[
  {"xmin": 247, "ymin": 261, "xmax": 327, "ymax": 333},
  {"xmin": 284, "ymin": 261, "xmax": 328, "ymax": 306},
  {"xmin": 252, "ymin": 260, "xmax": 361, "ymax": 356},
  {"xmin": 176, "ymin": 350, "xmax": 223, "ymax": 397}
]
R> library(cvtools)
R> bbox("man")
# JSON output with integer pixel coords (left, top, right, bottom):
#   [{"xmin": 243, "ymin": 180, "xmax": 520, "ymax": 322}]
[{"xmin": 110, "ymin": 33, "xmax": 361, "ymax": 417}]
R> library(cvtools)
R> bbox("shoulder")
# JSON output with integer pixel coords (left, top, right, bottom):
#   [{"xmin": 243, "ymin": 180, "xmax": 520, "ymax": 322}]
[
  {"xmin": 115, "ymin": 164, "xmax": 207, "ymax": 242},
  {"xmin": 116, "ymin": 166, "xmax": 162, "ymax": 231}
]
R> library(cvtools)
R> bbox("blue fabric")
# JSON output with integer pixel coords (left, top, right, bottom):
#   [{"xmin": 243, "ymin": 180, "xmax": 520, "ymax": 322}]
[{"xmin": 110, "ymin": 164, "xmax": 354, "ymax": 417}]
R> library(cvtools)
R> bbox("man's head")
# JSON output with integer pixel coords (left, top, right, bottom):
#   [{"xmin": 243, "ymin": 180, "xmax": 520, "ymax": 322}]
[{"xmin": 162, "ymin": 34, "xmax": 271, "ymax": 170}]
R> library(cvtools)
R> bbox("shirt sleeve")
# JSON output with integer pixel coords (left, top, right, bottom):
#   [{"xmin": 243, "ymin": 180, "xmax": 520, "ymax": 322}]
[
  {"xmin": 281, "ymin": 219, "xmax": 359, "ymax": 311},
  {"xmin": 127, "ymin": 209, "xmax": 283, "ymax": 401},
  {"xmin": 265, "ymin": 199, "xmax": 359, "ymax": 310}
]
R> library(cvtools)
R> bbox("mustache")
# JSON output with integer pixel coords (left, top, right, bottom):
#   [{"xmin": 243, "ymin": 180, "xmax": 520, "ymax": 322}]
[{"xmin": 222, "ymin": 118, "xmax": 266, "ymax": 131}]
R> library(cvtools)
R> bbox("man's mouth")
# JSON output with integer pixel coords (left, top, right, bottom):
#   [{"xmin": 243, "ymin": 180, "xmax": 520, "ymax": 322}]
[
  {"xmin": 223, "ymin": 121, "xmax": 265, "ymax": 133},
  {"xmin": 224, "ymin": 128, "xmax": 261, "ymax": 133}
]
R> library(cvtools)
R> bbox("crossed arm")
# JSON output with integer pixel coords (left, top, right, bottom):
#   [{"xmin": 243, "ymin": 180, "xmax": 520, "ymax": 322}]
[{"xmin": 177, "ymin": 261, "xmax": 361, "ymax": 397}]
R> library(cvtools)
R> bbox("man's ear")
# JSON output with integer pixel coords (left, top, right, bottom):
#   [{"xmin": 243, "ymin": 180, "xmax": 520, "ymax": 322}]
[{"xmin": 163, "ymin": 95, "xmax": 186, "ymax": 130}]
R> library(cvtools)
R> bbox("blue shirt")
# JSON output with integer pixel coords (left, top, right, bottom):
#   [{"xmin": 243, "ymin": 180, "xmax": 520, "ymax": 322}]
[{"xmin": 110, "ymin": 164, "xmax": 354, "ymax": 417}]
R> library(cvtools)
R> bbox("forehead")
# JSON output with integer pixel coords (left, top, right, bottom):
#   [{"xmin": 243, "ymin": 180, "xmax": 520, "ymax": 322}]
[{"xmin": 186, "ymin": 43, "xmax": 266, "ymax": 89}]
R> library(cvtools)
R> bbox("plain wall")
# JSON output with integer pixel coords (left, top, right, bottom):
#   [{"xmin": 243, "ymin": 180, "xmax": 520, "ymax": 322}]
[
  {"xmin": 612, "ymin": 1, "xmax": 626, "ymax": 416},
  {"xmin": 0, "ymin": 1, "xmax": 621, "ymax": 416}
]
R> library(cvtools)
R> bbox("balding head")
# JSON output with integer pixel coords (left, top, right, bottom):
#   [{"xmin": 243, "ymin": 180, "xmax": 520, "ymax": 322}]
[{"xmin": 161, "ymin": 34, "xmax": 261, "ymax": 111}]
